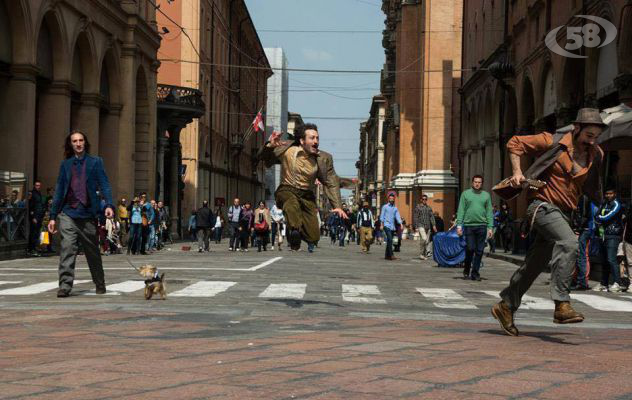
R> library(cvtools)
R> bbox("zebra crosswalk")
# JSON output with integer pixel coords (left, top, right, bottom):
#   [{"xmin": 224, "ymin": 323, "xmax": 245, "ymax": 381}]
[{"xmin": 1, "ymin": 279, "xmax": 632, "ymax": 313}]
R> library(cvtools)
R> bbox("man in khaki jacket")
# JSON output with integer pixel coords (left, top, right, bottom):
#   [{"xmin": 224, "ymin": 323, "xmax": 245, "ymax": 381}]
[{"xmin": 259, "ymin": 123, "xmax": 348, "ymax": 250}]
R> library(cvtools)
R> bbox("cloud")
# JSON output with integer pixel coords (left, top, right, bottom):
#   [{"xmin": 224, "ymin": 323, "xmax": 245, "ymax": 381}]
[{"xmin": 301, "ymin": 48, "xmax": 334, "ymax": 62}]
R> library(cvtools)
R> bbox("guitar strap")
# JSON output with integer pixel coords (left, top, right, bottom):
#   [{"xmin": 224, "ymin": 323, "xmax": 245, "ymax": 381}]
[{"xmin": 522, "ymin": 133, "xmax": 566, "ymax": 180}]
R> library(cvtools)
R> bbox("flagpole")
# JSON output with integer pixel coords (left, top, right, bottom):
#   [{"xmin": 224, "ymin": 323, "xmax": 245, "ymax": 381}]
[{"xmin": 244, "ymin": 106, "xmax": 264, "ymax": 143}]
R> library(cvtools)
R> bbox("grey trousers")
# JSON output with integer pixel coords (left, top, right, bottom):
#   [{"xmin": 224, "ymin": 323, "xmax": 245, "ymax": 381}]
[
  {"xmin": 500, "ymin": 200, "xmax": 577, "ymax": 310},
  {"xmin": 58, "ymin": 213, "xmax": 105, "ymax": 291},
  {"xmin": 197, "ymin": 227, "xmax": 210, "ymax": 251}
]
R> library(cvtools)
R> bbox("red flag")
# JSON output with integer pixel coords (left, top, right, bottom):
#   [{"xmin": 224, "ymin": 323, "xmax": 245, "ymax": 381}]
[{"xmin": 252, "ymin": 111, "xmax": 264, "ymax": 132}]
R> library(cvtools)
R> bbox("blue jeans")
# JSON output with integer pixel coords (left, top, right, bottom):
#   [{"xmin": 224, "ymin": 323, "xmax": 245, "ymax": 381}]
[
  {"xmin": 146, "ymin": 225, "xmax": 156, "ymax": 251},
  {"xmin": 576, "ymin": 230, "xmax": 591, "ymax": 287},
  {"xmin": 600, "ymin": 236, "xmax": 621, "ymax": 286},
  {"xmin": 128, "ymin": 223, "xmax": 142, "ymax": 254},
  {"xmin": 338, "ymin": 226, "xmax": 346, "ymax": 247},
  {"xmin": 384, "ymin": 228, "xmax": 395, "ymax": 259},
  {"xmin": 214, "ymin": 227, "xmax": 222, "ymax": 243},
  {"xmin": 464, "ymin": 225, "xmax": 487, "ymax": 278}
]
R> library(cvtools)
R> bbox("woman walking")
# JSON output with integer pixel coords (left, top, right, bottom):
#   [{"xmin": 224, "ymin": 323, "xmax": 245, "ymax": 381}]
[{"xmin": 254, "ymin": 201, "xmax": 272, "ymax": 252}]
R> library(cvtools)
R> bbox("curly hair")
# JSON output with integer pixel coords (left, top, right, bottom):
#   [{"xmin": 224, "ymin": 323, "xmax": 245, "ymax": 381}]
[{"xmin": 293, "ymin": 122, "xmax": 318, "ymax": 145}]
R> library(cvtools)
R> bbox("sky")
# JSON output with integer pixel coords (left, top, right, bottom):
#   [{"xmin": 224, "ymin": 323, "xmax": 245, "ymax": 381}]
[{"xmin": 244, "ymin": 0, "xmax": 386, "ymax": 195}]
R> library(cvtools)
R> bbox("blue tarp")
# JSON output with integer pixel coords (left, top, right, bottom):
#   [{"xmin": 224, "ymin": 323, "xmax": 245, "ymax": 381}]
[{"xmin": 433, "ymin": 228, "xmax": 467, "ymax": 267}]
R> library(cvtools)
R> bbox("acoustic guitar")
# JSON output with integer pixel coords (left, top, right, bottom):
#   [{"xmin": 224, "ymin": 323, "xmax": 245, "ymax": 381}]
[{"xmin": 492, "ymin": 178, "xmax": 547, "ymax": 201}]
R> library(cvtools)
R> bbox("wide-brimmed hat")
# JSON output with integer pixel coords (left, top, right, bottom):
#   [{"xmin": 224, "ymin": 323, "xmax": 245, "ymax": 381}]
[{"xmin": 573, "ymin": 108, "xmax": 607, "ymax": 128}]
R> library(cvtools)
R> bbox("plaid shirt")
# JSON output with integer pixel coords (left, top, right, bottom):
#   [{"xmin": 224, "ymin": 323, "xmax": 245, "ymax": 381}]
[{"xmin": 413, "ymin": 204, "xmax": 435, "ymax": 230}]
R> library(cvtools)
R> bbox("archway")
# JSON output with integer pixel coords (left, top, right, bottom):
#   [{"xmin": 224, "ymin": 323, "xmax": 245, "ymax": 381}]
[
  {"xmin": 519, "ymin": 76, "xmax": 535, "ymax": 134},
  {"xmin": 98, "ymin": 48, "xmax": 121, "ymax": 193},
  {"xmin": 34, "ymin": 10, "xmax": 69, "ymax": 190},
  {"xmin": 134, "ymin": 66, "xmax": 150, "ymax": 195},
  {"xmin": 558, "ymin": 57, "xmax": 585, "ymax": 125},
  {"xmin": 541, "ymin": 66, "xmax": 557, "ymax": 131}
]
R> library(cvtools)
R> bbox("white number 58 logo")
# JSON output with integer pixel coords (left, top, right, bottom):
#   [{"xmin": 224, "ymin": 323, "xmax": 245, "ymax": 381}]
[{"xmin": 545, "ymin": 15, "xmax": 617, "ymax": 58}]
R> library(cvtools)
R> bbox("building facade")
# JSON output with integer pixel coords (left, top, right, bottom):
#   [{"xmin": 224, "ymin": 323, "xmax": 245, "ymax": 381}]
[
  {"xmin": 157, "ymin": 0, "xmax": 271, "ymax": 223},
  {"xmin": 357, "ymin": 96, "xmax": 386, "ymax": 210},
  {"xmin": 461, "ymin": 0, "xmax": 632, "ymax": 218},
  {"xmin": 263, "ymin": 48, "xmax": 289, "ymax": 209},
  {"xmin": 379, "ymin": 0, "xmax": 463, "ymax": 225},
  {"xmin": 0, "ymin": 0, "xmax": 160, "ymax": 202}
]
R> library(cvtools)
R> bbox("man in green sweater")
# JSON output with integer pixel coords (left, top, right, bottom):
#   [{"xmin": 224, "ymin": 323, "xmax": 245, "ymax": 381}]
[{"xmin": 456, "ymin": 175, "xmax": 494, "ymax": 281}]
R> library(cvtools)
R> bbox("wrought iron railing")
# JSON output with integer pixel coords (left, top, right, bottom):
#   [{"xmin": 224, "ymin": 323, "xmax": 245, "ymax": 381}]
[
  {"xmin": 0, "ymin": 206, "xmax": 27, "ymax": 242},
  {"xmin": 157, "ymin": 84, "xmax": 205, "ymax": 110}
]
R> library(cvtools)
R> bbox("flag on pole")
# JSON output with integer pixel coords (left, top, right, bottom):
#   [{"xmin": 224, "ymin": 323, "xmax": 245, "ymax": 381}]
[{"xmin": 252, "ymin": 111, "xmax": 264, "ymax": 133}]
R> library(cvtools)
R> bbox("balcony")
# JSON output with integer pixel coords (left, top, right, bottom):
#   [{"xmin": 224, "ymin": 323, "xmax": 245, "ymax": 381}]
[{"xmin": 157, "ymin": 84, "xmax": 205, "ymax": 120}]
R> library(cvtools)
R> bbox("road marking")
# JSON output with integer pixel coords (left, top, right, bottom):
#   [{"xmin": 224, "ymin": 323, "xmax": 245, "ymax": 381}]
[
  {"xmin": 82, "ymin": 280, "xmax": 146, "ymax": 296},
  {"xmin": 170, "ymin": 281, "xmax": 237, "ymax": 297},
  {"xmin": 259, "ymin": 283, "xmax": 306, "ymax": 299},
  {"xmin": 0, "ymin": 257, "xmax": 283, "ymax": 272},
  {"xmin": 416, "ymin": 288, "xmax": 477, "ymax": 309},
  {"xmin": 571, "ymin": 293, "xmax": 632, "ymax": 312},
  {"xmin": 481, "ymin": 290, "xmax": 555, "ymax": 310},
  {"xmin": 248, "ymin": 257, "xmax": 283, "ymax": 271},
  {"xmin": 342, "ymin": 284, "xmax": 386, "ymax": 304},
  {"xmin": 0, "ymin": 281, "xmax": 22, "ymax": 286},
  {"xmin": 0, "ymin": 280, "xmax": 90, "ymax": 295}
]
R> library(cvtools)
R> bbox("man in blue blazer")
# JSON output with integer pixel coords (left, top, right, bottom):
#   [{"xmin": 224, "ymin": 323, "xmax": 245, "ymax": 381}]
[{"xmin": 48, "ymin": 131, "xmax": 115, "ymax": 297}]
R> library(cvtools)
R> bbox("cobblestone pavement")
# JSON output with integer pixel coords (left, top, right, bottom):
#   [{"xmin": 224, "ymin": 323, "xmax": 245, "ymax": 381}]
[{"xmin": 1, "ymin": 240, "xmax": 632, "ymax": 399}]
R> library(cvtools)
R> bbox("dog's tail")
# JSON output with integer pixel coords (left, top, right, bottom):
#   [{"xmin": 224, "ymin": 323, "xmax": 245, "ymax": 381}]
[{"xmin": 159, "ymin": 272, "xmax": 165, "ymax": 281}]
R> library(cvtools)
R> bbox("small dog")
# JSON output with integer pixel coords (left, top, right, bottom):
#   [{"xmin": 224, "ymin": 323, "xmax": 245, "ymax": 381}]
[{"xmin": 138, "ymin": 264, "xmax": 167, "ymax": 300}]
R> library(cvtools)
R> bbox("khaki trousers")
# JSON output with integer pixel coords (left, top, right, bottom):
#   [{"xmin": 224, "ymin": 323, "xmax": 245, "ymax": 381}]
[
  {"xmin": 275, "ymin": 185, "xmax": 320, "ymax": 244},
  {"xmin": 359, "ymin": 227, "xmax": 373, "ymax": 251},
  {"xmin": 418, "ymin": 227, "xmax": 430, "ymax": 257},
  {"xmin": 500, "ymin": 201, "xmax": 577, "ymax": 310}
]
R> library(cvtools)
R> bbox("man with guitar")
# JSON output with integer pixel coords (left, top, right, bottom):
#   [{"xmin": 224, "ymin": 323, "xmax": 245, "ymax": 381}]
[{"xmin": 491, "ymin": 108, "xmax": 606, "ymax": 336}]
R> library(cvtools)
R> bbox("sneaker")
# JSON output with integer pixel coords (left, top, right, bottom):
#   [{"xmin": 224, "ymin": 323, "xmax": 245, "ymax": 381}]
[
  {"xmin": 419, "ymin": 255, "xmax": 427, "ymax": 260},
  {"xmin": 57, "ymin": 288, "xmax": 70, "ymax": 298},
  {"xmin": 593, "ymin": 284, "xmax": 609, "ymax": 292},
  {"xmin": 609, "ymin": 283, "xmax": 623, "ymax": 293},
  {"xmin": 229, "ymin": 247, "xmax": 233, "ymax": 251},
  {"xmin": 243, "ymin": 249, "xmax": 249, "ymax": 252},
  {"xmin": 271, "ymin": 246, "xmax": 274, "ymax": 250},
  {"xmin": 95, "ymin": 285, "xmax": 106, "ymax": 295}
]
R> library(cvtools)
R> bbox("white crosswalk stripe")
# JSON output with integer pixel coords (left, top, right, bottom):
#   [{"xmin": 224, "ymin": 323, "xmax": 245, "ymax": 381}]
[
  {"xmin": 416, "ymin": 288, "xmax": 477, "ymax": 309},
  {"xmin": 82, "ymin": 280, "xmax": 146, "ymax": 296},
  {"xmin": 571, "ymin": 293, "xmax": 632, "ymax": 312},
  {"xmin": 259, "ymin": 284, "xmax": 306, "ymax": 299},
  {"xmin": 0, "ymin": 281, "xmax": 22, "ymax": 286},
  {"xmin": 170, "ymin": 281, "xmax": 237, "ymax": 297},
  {"xmin": 341, "ymin": 284, "xmax": 386, "ymax": 304},
  {"xmin": 481, "ymin": 291, "xmax": 555, "ymax": 310},
  {"xmin": 0, "ymin": 280, "xmax": 90, "ymax": 295}
]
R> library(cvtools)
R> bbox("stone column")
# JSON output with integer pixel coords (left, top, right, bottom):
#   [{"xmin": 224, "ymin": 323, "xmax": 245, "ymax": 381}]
[
  {"xmin": 99, "ymin": 105, "xmax": 121, "ymax": 200},
  {"xmin": 0, "ymin": 64, "xmax": 37, "ymax": 182},
  {"xmin": 484, "ymin": 138, "xmax": 495, "ymax": 193},
  {"xmin": 115, "ymin": 45, "xmax": 137, "ymax": 201},
  {"xmin": 73, "ymin": 93, "xmax": 101, "ymax": 155},
  {"xmin": 156, "ymin": 136, "xmax": 169, "ymax": 202},
  {"xmin": 37, "ymin": 80, "xmax": 72, "ymax": 190},
  {"xmin": 169, "ymin": 135, "xmax": 182, "ymax": 239}
]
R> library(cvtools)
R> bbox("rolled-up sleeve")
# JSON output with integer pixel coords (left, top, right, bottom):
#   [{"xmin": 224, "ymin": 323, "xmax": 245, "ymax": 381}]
[{"xmin": 506, "ymin": 132, "xmax": 553, "ymax": 156}]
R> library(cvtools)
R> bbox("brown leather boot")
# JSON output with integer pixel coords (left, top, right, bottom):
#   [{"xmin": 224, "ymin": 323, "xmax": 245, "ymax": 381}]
[
  {"xmin": 491, "ymin": 301, "xmax": 519, "ymax": 336},
  {"xmin": 554, "ymin": 301, "xmax": 584, "ymax": 324}
]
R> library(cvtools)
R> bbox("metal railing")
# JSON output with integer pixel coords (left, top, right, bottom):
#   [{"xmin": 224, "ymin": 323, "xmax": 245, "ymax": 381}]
[
  {"xmin": 0, "ymin": 206, "xmax": 27, "ymax": 242},
  {"xmin": 157, "ymin": 84, "xmax": 205, "ymax": 110}
]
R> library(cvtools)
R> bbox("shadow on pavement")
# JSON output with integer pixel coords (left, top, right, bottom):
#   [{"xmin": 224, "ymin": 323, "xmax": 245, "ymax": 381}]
[
  {"xmin": 480, "ymin": 329, "xmax": 579, "ymax": 345},
  {"xmin": 267, "ymin": 299, "xmax": 343, "ymax": 308}
]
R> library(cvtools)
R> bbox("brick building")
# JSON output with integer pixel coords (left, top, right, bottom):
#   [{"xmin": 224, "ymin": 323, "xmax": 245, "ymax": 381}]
[
  {"xmin": 378, "ymin": 0, "xmax": 463, "ymax": 225},
  {"xmin": 157, "ymin": 0, "xmax": 271, "ymax": 222},
  {"xmin": 461, "ymin": 0, "xmax": 632, "ymax": 219}
]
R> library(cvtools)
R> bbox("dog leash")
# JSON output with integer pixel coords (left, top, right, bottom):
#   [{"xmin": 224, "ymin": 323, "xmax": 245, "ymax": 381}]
[{"xmin": 125, "ymin": 257, "xmax": 140, "ymax": 272}]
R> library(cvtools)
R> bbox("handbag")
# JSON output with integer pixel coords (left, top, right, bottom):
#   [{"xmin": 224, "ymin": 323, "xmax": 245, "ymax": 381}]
[
  {"xmin": 40, "ymin": 231, "xmax": 50, "ymax": 245},
  {"xmin": 255, "ymin": 219, "xmax": 268, "ymax": 233}
]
